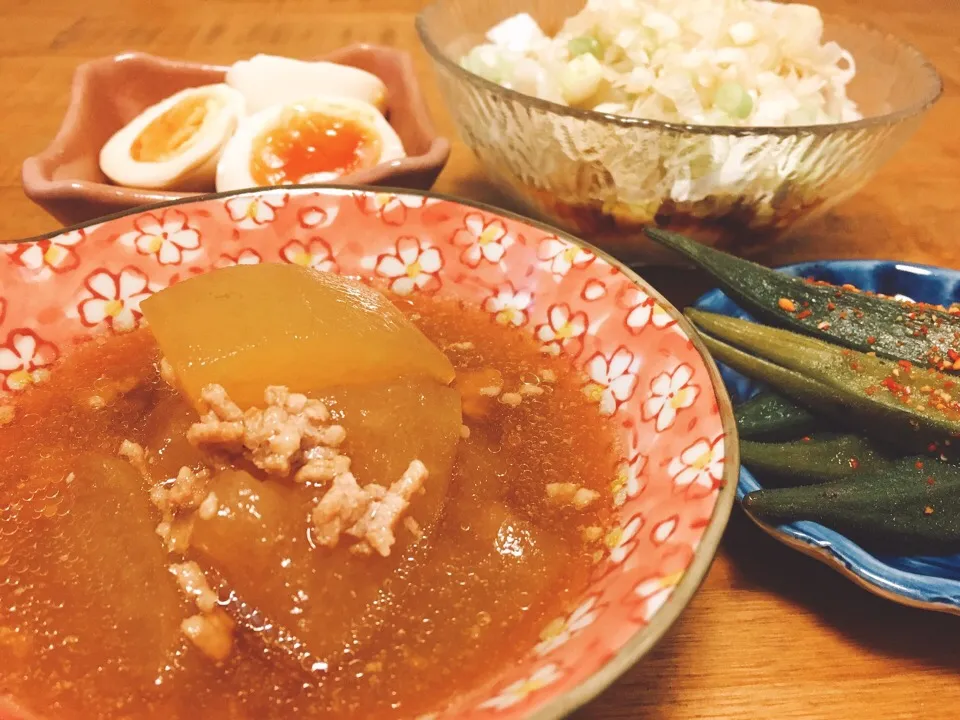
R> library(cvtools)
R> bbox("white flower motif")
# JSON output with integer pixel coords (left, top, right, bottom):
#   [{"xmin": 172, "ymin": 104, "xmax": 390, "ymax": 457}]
[
  {"xmin": 121, "ymin": 209, "xmax": 201, "ymax": 265},
  {"xmin": 78, "ymin": 267, "xmax": 156, "ymax": 333},
  {"xmin": 451, "ymin": 213, "xmax": 514, "ymax": 267},
  {"xmin": 612, "ymin": 451, "xmax": 648, "ymax": 507},
  {"xmin": 535, "ymin": 304, "xmax": 588, "ymax": 357},
  {"xmin": 581, "ymin": 279, "xmax": 607, "ymax": 301},
  {"xmin": 215, "ymin": 249, "xmax": 262, "ymax": 268},
  {"xmin": 478, "ymin": 664, "xmax": 563, "ymax": 710},
  {"xmin": 0, "ymin": 330, "xmax": 58, "ymax": 391},
  {"xmin": 651, "ymin": 516, "xmax": 679, "ymax": 545},
  {"xmin": 534, "ymin": 596, "xmax": 600, "ymax": 656},
  {"xmin": 356, "ymin": 192, "xmax": 427, "ymax": 225},
  {"xmin": 604, "ymin": 514, "xmax": 644, "ymax": 565},
  {"xmin": 634, "ymin": 571, "xmax": 684, "ymax": 622},
  {"xmin": 642, "ymin": 363, "xmax": 700, "ymax": 432},
  {"xmin": 621, "ymin": 287, "xmax": 676, "ymax": 333},
  {"xmin": 225, "ymin": 193, "xmax": 288, "ymax": 228},
  {"xmin": 582, "ymin": 347, "xmax": 639, "ymax": 416},
  {"xmin": 280, "ymin": 239, "xmax": 337, "ymax": 273},
  {"xmin": 482, "ymin": 283, "xmax": 533, "ymax": 327},
  {"xmin": 297, "ymin": 200, "xmax": 339, "ymax": 230},
  {"xmin": 374, "ymin": 237, "xmax": 443, "ymax": 296},
  {"xmin": 11, "ymin": 229, "xmax": 83, "ymax": 274},
  {"xmin": 668, "ymin": 435, "xmax": 725, "ymax": 496},
  {"xmin": 537, "ymin": 236, "xmax": 595, "ymax": 276}
]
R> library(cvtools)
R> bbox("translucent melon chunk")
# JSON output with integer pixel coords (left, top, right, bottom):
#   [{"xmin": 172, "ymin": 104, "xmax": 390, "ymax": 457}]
[
  {"xmin": 143, "ymin": 394, "xmax": 207, "ymax": 482},
  {"xmin": 190, "ymin": 378, "xmax": 460, "ymax": 664},
  {"xmin": 371, "ymin": 503, "xmax": 566, "ymax": 661},
  {"xmin": 192, "ymin": 471, "xmax": 401, "ymax": 665},
  {"xmin": 140, "ymin": 263, "xmax": 455, "ymax": 409},
  {"xmin": 0, "ymin": 454, "xmax": 187, "ymax": 691},
  {"xmin": 323, "ymin": 378, "xmax": 462, "ymax": 496}
]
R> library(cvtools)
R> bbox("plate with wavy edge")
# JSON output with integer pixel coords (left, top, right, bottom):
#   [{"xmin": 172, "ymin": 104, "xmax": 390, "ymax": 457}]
[{"xmin": 696, "ymin": 259, "xmax": 960, "ymax": 613}]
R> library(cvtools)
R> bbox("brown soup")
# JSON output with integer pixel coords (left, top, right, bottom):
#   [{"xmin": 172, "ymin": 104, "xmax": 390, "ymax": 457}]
[{"xmin": 0, "ymin": 266, "xmax": 619, "ymax": 719}]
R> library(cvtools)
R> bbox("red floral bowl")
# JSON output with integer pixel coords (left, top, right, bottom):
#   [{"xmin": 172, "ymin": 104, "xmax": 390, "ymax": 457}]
[{"xmin": 0, "ymin": 187, "xmax": 737, "ymax": 719}]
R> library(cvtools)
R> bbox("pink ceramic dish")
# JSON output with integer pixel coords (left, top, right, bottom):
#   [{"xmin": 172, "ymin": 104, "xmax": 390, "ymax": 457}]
[
  {"xmin": 21, "ymin": 48, "xmax": 451, "ymax": 227},
  {"xmin": 0, "ymin": 186, "xmax": 737, "ymax": 719}
]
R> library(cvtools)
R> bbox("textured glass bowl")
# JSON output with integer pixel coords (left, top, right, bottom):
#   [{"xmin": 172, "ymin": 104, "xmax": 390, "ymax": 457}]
[{"xmin": 417, "ymin": 0, "xmax": 942, "ymax": 264}]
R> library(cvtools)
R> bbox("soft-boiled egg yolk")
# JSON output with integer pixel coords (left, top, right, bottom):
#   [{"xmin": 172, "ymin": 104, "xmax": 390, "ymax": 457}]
[
  {"xmin": 130, "ymin": 95, "xmax": 225, "ymax": 163},
  {"xmin": 99, "ymin": 84, "xmax": 245, "ymax": 192},
  {"xmin": 249, "ymin": 106, "xmax": 383, "ymax": 186},
  {"xmin": 215, "ymin": 96, "xmax": 405, "ymax": 192}
]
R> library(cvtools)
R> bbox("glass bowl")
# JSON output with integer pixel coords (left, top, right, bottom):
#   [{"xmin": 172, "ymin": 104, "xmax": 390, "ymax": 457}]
[{"xmin": 416, "ymin": 0, "xmax": 942, "ymax": 264}]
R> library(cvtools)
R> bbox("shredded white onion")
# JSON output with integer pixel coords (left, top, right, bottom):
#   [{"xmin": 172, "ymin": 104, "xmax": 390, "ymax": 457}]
[{"xmin": 460, "ymin": 0, "xmax": 861, "ymax": 127}]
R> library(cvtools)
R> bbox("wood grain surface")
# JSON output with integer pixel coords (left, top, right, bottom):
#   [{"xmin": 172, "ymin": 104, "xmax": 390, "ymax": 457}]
[{"xmin": 1, "ymin": 0, "xmax": 959, "ymax": 717}]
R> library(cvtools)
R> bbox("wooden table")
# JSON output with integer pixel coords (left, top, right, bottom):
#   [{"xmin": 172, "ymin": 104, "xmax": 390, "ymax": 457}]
[{"xmin": 2, "ymin": 0, "xmax": 958, "ymax": 717}]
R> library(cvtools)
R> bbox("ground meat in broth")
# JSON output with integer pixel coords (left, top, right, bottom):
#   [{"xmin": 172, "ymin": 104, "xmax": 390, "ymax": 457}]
[{"xmin": 0, "ymin": 295, "xmax": 620, "ymax": 720}]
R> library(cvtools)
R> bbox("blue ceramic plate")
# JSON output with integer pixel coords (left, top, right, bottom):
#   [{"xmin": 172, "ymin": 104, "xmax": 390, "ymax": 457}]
[{"xmin": 696, "ymin": 260, "xmax": 960, "ymax": 614}]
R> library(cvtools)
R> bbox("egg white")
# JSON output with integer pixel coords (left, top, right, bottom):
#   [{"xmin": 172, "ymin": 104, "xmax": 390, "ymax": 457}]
[
  {"xmin": 215, "ymin": 96, "xmax": 405, "ymax": 193},
  {"xmin": 99, "ymin": 84, "xmax": 245, "ymax": 191},
  {"xmin": 226, "ymin": 55, "xmax": 388, "ymax": 115}
]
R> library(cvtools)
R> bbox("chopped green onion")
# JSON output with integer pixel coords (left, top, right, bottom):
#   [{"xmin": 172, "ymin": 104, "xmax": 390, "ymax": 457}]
[
  {"xmin": 567, "ymin": 35, "xmax": 603, "ymax": 59},
  {"xmin": 714, "ymin": 82, "xmax": 754, "ymax": 119}
]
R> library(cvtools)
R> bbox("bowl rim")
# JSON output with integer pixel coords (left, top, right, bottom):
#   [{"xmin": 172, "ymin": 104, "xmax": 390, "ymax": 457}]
[
  {"xmin": 415, "ymin": 2, "xmax": 943, "ymax": 137},
  {"xmin": 5, "ymin": 182, "xmax": 740, "ymax": 720},
  {"xmin": 20, "ymin": 47, "xmax": 451, "ymax": 205}
]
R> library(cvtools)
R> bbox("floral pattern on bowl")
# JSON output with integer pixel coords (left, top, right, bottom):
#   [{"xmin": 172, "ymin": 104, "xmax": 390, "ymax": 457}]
[
  {"xmin": 696, "ymin": 259, "xmax": 960, "ymax": 615},
  {"xmin": 0, "ymin": 187, "xmax": 738, "ymax": 719}
]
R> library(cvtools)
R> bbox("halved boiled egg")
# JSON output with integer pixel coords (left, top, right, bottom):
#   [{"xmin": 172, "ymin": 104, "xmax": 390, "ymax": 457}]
[
  {"xmin": 99, "ymin": 84, "xmax": 245, "ymax": 191},
  {"xmin": 225, "ymin": 55, "xmax": 388, "ymax": 115},
  {"xmin": 215, "ymin": 97, "xmax": 406, "ymax": 192}
]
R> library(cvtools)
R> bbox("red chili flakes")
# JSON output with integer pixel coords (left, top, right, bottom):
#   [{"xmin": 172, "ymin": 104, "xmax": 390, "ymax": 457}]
[
  {"xmin": 866, "ymin": 336, "xmax": 876, "ymax": 345},
  {"xmin": 826, "ymin": 302, "xmax": 836, "ymax": 311},
  {"xmin": 927, "ymin": 477, "xmax": 936, "ymax": 486},
  {"xmin": 946, "ymin": 380, "xmax": 956, "ymax": 390},
  {"xmin": 881, "ymin": 376, "xmax": 909, "ymax": 402},
  {"xmin": 838, "ymin": 311, "xmax": 849, "ymax": 320},
  {"xmin": 924, "ymin": 505, "xmax": 935, "ymax": 515},
  {"xmin": 928, "ymin": 442, "xmax": 939, "ymax": 452},
  {"xmin": 898, "ymin": 360, "xmax": 913, "ymax": 372},
  {"xmin": 865, "ymin": 386, "xmax": 877, "ymax": 396},
  {"xmin": 778, "ymin": 298, "xmax": 796, "ymax": 312},
  {"xmin": 948, "ymin": 349, "xmax": 959, "ymax": 363},
  {"xmin": 854, "ymin": 310, "xmax": 865, "ymax": 320},
  {"xmin": 841, "ymin": 283, "xmax": 858, "ymax": 291},
  {"xmin": 849, "ymin": 361, "xmax": 860, "ymax": 371},
  {"xmin": 915, "ymin": 460, "xmax": 925, "ymax": 469},
  {"xmin": 801, "ymin": 436, "xmax": 812, "ymax": 442},
  {"xmin": 817, "ymin": 321, "xmax": 831, "ymax": 330},
  {"xmin": 796, "ymin": 309, "xmax": 812, "ymax": 320},
  {"xmin": 848, "ymin": 457, "xmax": 860, "ymax": 469},
  {"xmin": 842, "ymin": 349, "xmax": 851, "ymax": 356}
]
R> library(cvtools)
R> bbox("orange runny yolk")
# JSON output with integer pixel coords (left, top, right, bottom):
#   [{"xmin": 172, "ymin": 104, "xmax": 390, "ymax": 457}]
[{"xmin": 249, "ymin": 106, "xmax": 383, "ymax": 186}]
